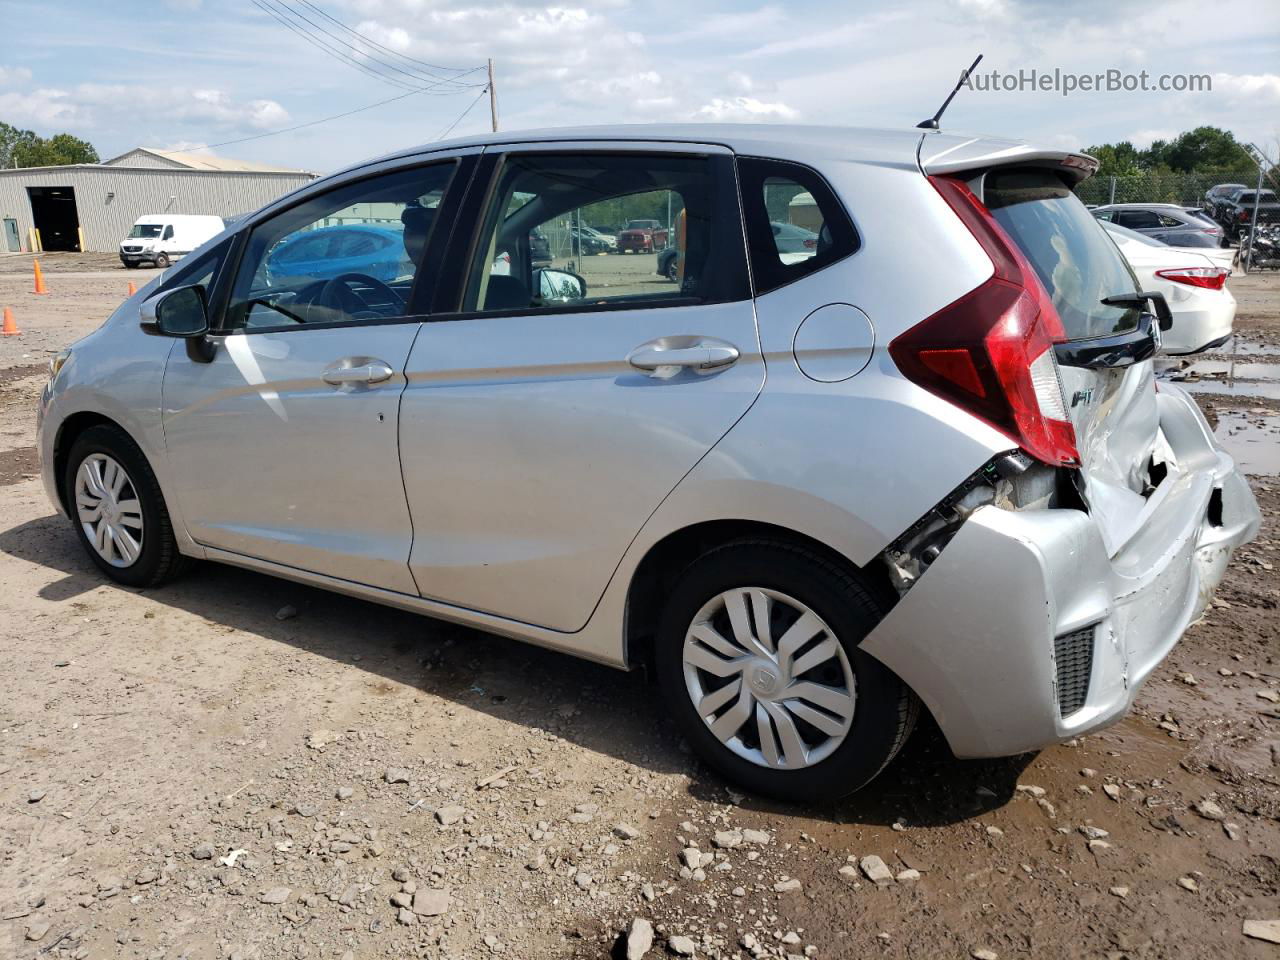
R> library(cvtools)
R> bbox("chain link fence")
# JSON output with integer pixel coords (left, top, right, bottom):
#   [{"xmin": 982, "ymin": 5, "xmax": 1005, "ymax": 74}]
[{"xmin": 1074, "ymin": 169, "xmax": 1264, "ymax": 207}]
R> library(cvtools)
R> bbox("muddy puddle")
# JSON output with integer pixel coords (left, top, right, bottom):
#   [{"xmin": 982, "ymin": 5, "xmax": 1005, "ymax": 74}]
[
  {"xmin": 1176, "ymin": 378, "xmax": 1280, "ymax": 400},
  {"xmin": 1213, "ymin": 409, "xmax": 1280, "ymax": 475},
  {"xmin": 1172, "ymin": 359, "xmax": 1280, "ymax": 379},
  {"xmin": 1225, "ymin": 334, "xmax": 1280, "ymax": 356}
]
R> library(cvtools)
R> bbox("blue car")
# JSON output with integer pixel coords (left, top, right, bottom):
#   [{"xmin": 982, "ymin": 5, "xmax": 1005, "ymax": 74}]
[{"xmin": 267, "ymin": 224, "xmax": 411, "ymax": 285}]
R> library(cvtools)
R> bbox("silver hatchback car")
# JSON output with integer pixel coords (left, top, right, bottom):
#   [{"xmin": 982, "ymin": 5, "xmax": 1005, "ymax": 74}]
[{"xmin": 38, "ymin": 125, "xmax": 1259, "ymax": 800}]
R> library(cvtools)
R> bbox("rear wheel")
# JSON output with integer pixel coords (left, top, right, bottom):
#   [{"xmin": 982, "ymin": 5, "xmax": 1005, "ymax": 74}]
[
  {"xmin": 64, "ymin": 425, "xmax": 193, "ymax": 587},
  {"xmin": 655, "ymin": 539, "xmax": 917, "ymax": 801}
]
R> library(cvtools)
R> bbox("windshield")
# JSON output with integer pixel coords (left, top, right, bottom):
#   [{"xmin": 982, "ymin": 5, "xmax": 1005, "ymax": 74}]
[
  {"xmin": 985, "ymin": 168, "xmax": 1141, "ymax": 341},
  {"xmin": 128, "ymin": 224, "xmax": 164, "ymax": 239}
]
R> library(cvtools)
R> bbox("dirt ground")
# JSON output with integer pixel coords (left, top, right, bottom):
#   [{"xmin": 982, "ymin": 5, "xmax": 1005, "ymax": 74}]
[{"xmin": 0, "ymin": 256, "xmax": 1278, "ymax": 960}]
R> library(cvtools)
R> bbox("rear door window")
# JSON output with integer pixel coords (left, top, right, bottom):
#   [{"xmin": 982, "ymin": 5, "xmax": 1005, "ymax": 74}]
[
  {"xmin": 738, "ymin": 157, "xmax": 858, "ymax": 295},
  {"xmin": 459, "ymin": 151, "xmax": 748, "ymax": 315},
  {"xmin": 984, "ymin": 168, "xmax": 1141, "ymax": 341},
  {"xmin": 1115, "ymin": 210, "xmax": 1160, "ymax": 229}
]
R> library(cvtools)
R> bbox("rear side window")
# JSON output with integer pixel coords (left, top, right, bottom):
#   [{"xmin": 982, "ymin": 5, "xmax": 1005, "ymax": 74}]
[
  {"xmin": 984, "ymin": 168, "xmax": 1141, "ymax": 342},
  {"xmin": 738, "ymin": 157, "xmax": 858, "ymax": 295}
]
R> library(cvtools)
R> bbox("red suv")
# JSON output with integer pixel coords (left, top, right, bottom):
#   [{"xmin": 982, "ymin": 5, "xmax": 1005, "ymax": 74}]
[{"xmin": 617, "ymin": 219, "xmax": 669, "ymax": 253}]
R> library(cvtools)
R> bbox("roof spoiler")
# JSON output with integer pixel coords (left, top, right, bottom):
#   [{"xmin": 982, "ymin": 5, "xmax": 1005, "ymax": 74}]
[{"xmin": 919, "ymin": 135, "xmax": 1100, "ymax": 184}]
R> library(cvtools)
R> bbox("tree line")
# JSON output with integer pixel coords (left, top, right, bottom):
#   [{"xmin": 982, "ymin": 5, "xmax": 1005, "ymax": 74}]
[
  {"xmin": 1084, "ymin": 126, "xmax": 1262, "ymax": 177},
  {"xmin": 0, "ymin": 121, "xmax": 99, "ymax": 169}
]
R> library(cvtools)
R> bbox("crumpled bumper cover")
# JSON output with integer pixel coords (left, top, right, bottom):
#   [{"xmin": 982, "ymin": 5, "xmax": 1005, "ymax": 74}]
[{"xmin": 862, "ymin": 385, "xmax": 1260, "ymax": 759}]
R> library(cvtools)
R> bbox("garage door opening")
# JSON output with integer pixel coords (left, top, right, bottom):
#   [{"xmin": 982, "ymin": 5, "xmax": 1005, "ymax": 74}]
[{"xmin": 27, "ymin": 186, "xmax": 81, "ymax": 252}]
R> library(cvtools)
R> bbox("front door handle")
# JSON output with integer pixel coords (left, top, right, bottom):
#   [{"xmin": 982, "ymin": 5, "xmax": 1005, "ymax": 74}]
[
  {"xmin": 321, "ymin": 358, "xmax": 395, "ymax": 386},
  {"xmin": 626, "ymin": 338, "xmax": 740, "ymax": 378}
]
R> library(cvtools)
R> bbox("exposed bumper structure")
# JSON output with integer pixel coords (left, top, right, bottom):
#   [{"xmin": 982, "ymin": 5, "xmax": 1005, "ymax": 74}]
[{"xmin": 862, "ymin": 384, "xmax": 1259, "ymax": 758}]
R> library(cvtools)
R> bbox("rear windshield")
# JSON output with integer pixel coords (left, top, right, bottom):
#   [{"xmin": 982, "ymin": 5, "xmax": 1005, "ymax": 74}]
[
  {"xmin": 985, "ymin": 168, "xmax": 1141, "ymax": 341},
  {"xmin": 1237, "ymin": 191, "xmax": 1277, "ymax": 205}
]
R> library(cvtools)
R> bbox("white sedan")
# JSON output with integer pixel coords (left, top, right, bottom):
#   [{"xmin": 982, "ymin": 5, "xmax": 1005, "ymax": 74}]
[{"xmin": 1101, "ymin": 221, "xmax": 1235, "ymax": 355}]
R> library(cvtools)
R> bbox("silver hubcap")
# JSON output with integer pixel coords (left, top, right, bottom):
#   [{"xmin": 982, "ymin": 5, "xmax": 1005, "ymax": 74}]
[
  {"xmin": 682, "ymin": 587, "xmax": 856, "ymax": 770},
  {"xmin": 75, "ymin": 454, "xmax": 144, "ymax": 568}
]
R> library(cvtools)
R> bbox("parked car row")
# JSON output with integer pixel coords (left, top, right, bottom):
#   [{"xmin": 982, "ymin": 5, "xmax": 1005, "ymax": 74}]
[{"xmin": 1203, "ymin": 182, "xmax": 1280, "ymax": 241}]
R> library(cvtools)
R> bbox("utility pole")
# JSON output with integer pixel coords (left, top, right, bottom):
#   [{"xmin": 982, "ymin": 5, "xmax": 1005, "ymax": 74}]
[{"xmin": 487, "ymin": 59, "xmax": 498, "ymax": 133}]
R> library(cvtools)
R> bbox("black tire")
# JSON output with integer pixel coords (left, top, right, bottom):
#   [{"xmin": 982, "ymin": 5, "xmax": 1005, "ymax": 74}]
[
  {"xmin": 154, "ymin": 252, "xmax": 170, "ymax": 269},
  {"xmin": 655, "ymin": 539, "xmax": 917, "ymax": 802},
  {"xmin": 63, "ymin": 424, "xmax": 194, "ymax": 587}
]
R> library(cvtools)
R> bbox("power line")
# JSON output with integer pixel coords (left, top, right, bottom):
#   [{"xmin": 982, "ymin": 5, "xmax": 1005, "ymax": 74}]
[
  {"xmin": 194, "ymin": 86, "xmax": 455, "ymax": 150},
  {"xmin": 251, "ymin": 0, "xmax": 422, "ymax": 91},
  {"xmin": 435, "ymin": 86, "xmax": 490, "ymax": 141},
  {"xmin": 290, "ymin": 0, "xmax": 480, "ymax": 83},
  {"xmin": 252, "ymin": 0, "xmax": 485, "ymax": 93},
  {"xmin": 186, "ymin": 81, "xmax": 490, "ymax": 152},
  {"xmin": 268, "ymin": 0, "xmax": 483, "ymax": 91}
]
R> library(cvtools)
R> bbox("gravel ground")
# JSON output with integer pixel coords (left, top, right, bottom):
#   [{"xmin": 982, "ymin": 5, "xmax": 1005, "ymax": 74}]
[{"xmin": 0, "ymin": 258, "xmax": 1277, "ymax": 959}]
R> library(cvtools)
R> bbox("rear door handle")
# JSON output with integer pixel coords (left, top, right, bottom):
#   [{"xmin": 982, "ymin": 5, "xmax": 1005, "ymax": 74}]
[
  {"xmin": 321, "ymin": 358, "xmax": 395, "ymax": 386},
  {"xmin": 627, "ymin": 338, "xmax": 740, "ymax": 378}
]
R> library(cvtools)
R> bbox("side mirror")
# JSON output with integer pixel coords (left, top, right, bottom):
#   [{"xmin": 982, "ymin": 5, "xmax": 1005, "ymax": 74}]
[
  {"xmin": 141, "ymin": 284, "xmax": 209, "ymax": 338},
  {"xmin": 535, "ymin": 268, "xmax": 587, "ymax": 303}
]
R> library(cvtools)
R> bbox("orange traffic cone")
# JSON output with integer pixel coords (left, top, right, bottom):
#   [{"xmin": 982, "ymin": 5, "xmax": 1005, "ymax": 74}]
[
  {"xmin": 2, "ymin": 307, "xmax": 20, "ymax": 336},
  {"xmin": 127, "ymin": 281, "xmax": 137, "ymax": 297},
  {"xmin": 33, "ymin": 259, "xmax": 48, "ymax": 295}
]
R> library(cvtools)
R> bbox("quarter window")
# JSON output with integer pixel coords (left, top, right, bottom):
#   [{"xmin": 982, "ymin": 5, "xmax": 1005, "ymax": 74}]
[
  {"xmin": 460, "ymin": 152, "xmax": 748, "ymax": 315},
  {"xmin": 737, "ymin": 157, "xmax": 859, "ymax": 295},
  {"xmin": 223, "ymin": 162, "xmax": 455, "ymax": 331}
]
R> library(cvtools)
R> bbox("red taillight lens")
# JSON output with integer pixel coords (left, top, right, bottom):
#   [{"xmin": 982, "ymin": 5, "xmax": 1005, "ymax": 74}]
[
  {"xmin": 1239, "ymin": 210, "xmax": 1249, "ymax": 221},
  {"xmin": 889, "ymin": 175, "xmax": 1080, "ymax": 467},
  {"xmin": 1155, "ymin": 266, "xmax": 1229, "ymax": 290},
  {"xmin": 803, "ymin": 238, "xmax": 817, "ymax": 249}
]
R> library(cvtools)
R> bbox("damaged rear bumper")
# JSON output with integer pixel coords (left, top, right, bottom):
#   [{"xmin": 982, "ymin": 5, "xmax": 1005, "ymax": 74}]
[{"xmin": 861, "ymin": 384, "xmax": 1260, "ymax": 759}]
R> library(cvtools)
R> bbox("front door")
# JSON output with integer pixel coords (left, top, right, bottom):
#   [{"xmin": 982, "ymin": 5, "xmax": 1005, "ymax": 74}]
[
  {"xmin": 161, "ymin": 158, "xmax": 463, "ymax": 593},
  {"xmin": 400, "ymin": 146, "xmax": 762, "ymax": 631}
]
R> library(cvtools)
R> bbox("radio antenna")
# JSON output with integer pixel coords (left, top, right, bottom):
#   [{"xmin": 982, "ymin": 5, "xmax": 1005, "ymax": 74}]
[{"xmin": 917, "ymin": 54, "xmax": 983, "ymax": 130}]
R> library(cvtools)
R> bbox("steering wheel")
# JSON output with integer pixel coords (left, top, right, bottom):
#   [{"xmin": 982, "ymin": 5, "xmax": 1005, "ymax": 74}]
[{"xmin": 315, "ymin": 273, "xmax": 404, "ymax": 319}]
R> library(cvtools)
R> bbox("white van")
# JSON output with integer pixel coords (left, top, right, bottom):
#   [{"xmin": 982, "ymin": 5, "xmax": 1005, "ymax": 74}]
[{"xmin": 119, "ymin": 214, "xmax": 225, "ymax": 269}]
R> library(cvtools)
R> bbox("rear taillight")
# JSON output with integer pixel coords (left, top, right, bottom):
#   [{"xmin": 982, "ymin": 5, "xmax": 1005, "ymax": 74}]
[
  {"xmin": 889, "ymin": 175, "xmax": 1080, "ymax": 467},
  {"xmin": 803, "ymin": 238, "xmax": 817, "ymax": 249},
  {"xmin": 1239, "ymin": 209, "xmax": 1250, "ymax": 221},
  {"xmin": 1155, "ymin": 266, "xmax": 1229, "ymax": 290}
]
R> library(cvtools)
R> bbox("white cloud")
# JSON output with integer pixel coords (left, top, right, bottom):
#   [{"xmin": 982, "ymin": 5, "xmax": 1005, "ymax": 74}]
[
  {"xmin": 1211, "ymin": 72, "xmax": 1280, "ymax": 104},
  {"xmin": 1129, "ymin": 128, "xmax": 1179, "ymax": 149},
  {"xmin": 695, "ymin": 97, "xmax": 799, "ymax": 122},
  {"xmin": 954, "ymin": 0, "xmax": 1010, "ymax": 19},
  {"xmin": 0, "ymin": 81, "xmax": 287, "ymax": 138},
  {"xmin": 0, "ymin": 66, "xmax": 32, "ymax": 85}
]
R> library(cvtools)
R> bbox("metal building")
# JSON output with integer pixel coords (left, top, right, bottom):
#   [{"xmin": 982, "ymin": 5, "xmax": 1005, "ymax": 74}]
[{"xmin": 0, "ymin": 148, "xmax": 317, "ymax": 254}]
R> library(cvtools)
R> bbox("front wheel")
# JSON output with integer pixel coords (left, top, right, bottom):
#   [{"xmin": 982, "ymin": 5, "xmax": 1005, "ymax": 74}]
[
  {"xmin": 154, "ymin": 252, "xmax": 170, "ymax": 269},
  {"xmin": 64, "ymin": 425, "xmax": 193, "ymax": 587},
  {"xmin": 655, "ymin": 540, "xmax": 917, "ymax": 802}
]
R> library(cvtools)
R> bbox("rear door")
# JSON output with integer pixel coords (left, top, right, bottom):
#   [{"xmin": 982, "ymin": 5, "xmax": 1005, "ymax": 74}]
[
  {"xmin": 980, "ymin": 167, "xmax": 1160, "ymax": 554},
  {"xmin": 399, "ymin": 143, "xmax": 762, "ymax": 631}
]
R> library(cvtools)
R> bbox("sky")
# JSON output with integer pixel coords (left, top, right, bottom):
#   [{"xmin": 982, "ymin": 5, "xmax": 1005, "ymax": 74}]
[{"xmin": 0, "ymin": 0, "xmax": 1276, "ymax": 173}]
